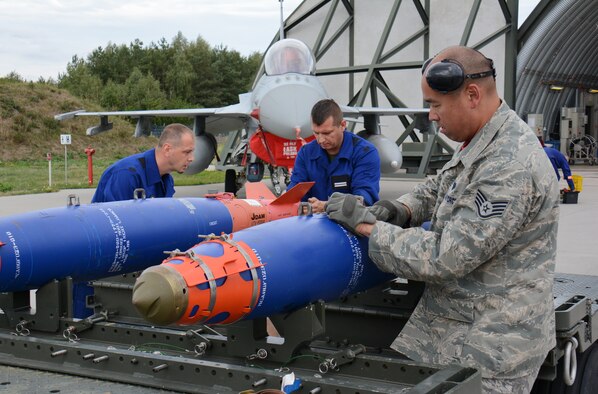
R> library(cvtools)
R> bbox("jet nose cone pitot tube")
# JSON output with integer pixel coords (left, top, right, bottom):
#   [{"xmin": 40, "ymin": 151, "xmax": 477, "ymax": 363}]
[{"xmin": 132, "ymin": 215, "xmax": 393, "ymax": 326}]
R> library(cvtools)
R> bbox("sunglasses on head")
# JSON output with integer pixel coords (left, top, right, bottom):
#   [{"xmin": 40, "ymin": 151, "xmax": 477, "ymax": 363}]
[{"xmin": 422, "ymin": 58, "xmax": 496, "ymax": 94}]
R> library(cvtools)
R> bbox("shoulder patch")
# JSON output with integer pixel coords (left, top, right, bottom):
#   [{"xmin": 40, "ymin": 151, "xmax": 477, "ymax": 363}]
[{"xmin": 474, "ymin": 190, "xmax": 509, "ymax": 219}]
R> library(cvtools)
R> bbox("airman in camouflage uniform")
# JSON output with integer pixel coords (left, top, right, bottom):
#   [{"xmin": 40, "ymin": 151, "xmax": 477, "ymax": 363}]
[{"xmin": 326, "ymin": 46, "xmax": 559, "ymax": 393}]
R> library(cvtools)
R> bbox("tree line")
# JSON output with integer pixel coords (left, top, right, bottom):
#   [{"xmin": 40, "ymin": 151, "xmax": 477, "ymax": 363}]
[{"xmin": 57, "ymin": 32, "xmax": 263, "ymax": 111}]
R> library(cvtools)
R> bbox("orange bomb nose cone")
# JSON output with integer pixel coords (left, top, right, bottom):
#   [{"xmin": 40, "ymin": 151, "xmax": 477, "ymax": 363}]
[{"xmin": 132, "ymin": 265, "xmax": 188, "ymax": 326}]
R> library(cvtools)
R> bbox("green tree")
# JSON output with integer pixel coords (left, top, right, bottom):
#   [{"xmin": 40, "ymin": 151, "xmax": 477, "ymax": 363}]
[
  {"xmin": 58, "ymin": 32, "xmax": 264, "ymax": 112},
  {"xmin": 122, "ymin": 68, "xmax": 166, "ymax": 110},
  {"xmin": 164, "ymin": 32, "xmax": 194, "ymax": 101},
  {"xmin": 145, "ymin": 37, "xmax": 174, "ymax": 92},
  {"xmin": 244, "ymin": 52, "xmax": 264, "ymax": 89},
  {"xmin": 2, "ymin": 71, "xmax": 25, "ymax": 82},
  {"xmin": 58, "ymin": 56, "xmax": 103, "ymax": 101},
  {"xmin": 208, "ymin": 46, "xmax": 247, "ymax": 107},
  {"xmin": 100, "ymin": 80, "xmax": 125, "ymax": 109},
  {"xmin": 185, "ymin": 36, "xmax": 216, "ymax": 106},
  {"xmin": 87, "ymin": 42, "xmax": 138, "ymax": 84}
]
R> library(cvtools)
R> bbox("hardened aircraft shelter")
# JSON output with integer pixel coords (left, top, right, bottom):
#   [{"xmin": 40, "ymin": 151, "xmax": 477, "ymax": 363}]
[
  {"xmin": 274, "ymin": 0, "xmax": 598, "ymax": 173},
  {"xmin": 274, "ymin": 0, "xmax": 519, "ymax": 176}
]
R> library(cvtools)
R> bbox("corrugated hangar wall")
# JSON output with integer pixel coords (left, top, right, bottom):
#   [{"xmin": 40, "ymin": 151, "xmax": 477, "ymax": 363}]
[
  {"xmin": 517, "ymin": 0, "xmax": 598, "ymax": 146},
  {"xmin": 272, "ymin": 0, "xmax": 518, "ymax": 149}
]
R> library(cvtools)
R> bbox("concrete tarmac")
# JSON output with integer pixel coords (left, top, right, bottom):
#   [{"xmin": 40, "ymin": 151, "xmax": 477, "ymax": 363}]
[
  {"xmin": 0, "ymin": 168, "xmax": 597, "ymax": 391},
  {"xmin": 1, "ymin": 167, "xmax": 597, "ymax": 276}
]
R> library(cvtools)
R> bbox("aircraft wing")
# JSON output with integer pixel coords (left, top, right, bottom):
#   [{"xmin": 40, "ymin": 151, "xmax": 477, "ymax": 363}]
[
  {"xmin": 340, "ymin": 105, "xmax": 429, "ymax": 117},
  {"xmin": 55, "ymin": 93, "xmax": 253, "ymax": 136}
]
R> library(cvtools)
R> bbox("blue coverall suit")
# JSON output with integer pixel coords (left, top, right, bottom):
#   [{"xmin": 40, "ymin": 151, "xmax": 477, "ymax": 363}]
[
  {"xmin": 77, "ymin": 149, "xmax": 175, "ymax": 318},
  {"xmin": 288, "ymin": 130, "xmax": 380, "ymax": 205},
  {"xmin": 543, "ymin": 147, "xmax": 575, "ymax": 190},
  {"xmin": 92, "ymin": 148, "xmax": 175, "ymax": 203}
]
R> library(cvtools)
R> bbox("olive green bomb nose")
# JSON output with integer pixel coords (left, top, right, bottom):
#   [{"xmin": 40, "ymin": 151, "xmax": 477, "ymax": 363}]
[{"xmin": 132, "ymin": 265, "xmax": 188, "ymax": 326}]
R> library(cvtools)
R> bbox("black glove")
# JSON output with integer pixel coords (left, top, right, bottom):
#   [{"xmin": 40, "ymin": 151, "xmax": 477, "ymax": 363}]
[
  {"xmin": 369, "ymin": 200, "xmax": 410, "ymax": 227},
  {"xmin": 325, "ymin": 193, "xmax": 376, "ymax": 234}
]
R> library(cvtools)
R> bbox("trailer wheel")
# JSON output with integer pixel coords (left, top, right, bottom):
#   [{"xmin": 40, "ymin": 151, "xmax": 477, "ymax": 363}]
[
  {"xmin": 567, "ymin": 342, "xmax": 598, "ymax": 394},
  {"xmin": 530, "ymin": 363, "xmax": 565, "ymax": 393},
  {"xmin": 225, "ymin": 169, "xmax": 237, "ymax": 195},
  {"xmin": 532, "ymin": 343, "xmax": 598, "ymax": 394}
]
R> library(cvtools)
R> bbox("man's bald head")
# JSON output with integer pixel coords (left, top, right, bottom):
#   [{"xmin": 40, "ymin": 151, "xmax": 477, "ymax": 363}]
[
  {"xmin": 155, "ymin": 123, "xmax": 195, "ymax": 175},
  {"xmin": 421, "ymin": 45, "xmax": 501, "ymax": 143},
  {"xmin": 426, "ymin": 46, "xmax": 496, "ymax": 92}
]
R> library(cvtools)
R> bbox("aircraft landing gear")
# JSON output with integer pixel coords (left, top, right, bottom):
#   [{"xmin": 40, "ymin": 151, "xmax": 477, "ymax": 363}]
[
  {"xmin": 268, "ymin": 165, "xmax": 283, "ymax": 196},
  {"xmin": 268, "ymin": 166, "xmax": 290, "ymax": 196}
]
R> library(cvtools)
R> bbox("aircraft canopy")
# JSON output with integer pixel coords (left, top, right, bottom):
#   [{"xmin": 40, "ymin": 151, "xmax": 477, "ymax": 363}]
[{"xmin": 264, "ymin": 39, "xmax": 316, "ymax": 76}]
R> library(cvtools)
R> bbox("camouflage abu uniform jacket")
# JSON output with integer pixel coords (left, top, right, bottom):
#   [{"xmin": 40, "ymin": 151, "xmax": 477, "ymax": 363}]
[{"xmin": 368, "ymin": 102, "xmax": 559, "ymax": 379}]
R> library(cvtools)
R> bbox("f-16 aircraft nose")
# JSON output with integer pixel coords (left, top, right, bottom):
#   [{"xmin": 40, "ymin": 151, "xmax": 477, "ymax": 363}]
[
  {"xmin": 259, "ymin": 81, "xmax": 325, "ymax": 140},
  {"xmin": 132, "ymin": 265, "xmax": 188, "ymax": 326}
]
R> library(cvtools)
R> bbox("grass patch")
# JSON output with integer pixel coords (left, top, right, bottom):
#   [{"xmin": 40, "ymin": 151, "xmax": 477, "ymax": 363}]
[
  {"xmin": 0, "ymin": 80, "xmax": 227, "ymax": 197},
  {"xmin": 172, "ymin": 170, "xmax": 225, "ymax": 186},
  {"xmin": 0, "ymin": 158, "xmax": 225, "ymax": 197}
]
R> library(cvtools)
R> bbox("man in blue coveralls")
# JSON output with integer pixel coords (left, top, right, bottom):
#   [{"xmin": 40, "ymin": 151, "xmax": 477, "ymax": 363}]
[
  {"xmin": 539, "ymin": 137, "xmax": 575, "ymax": 191},
  {"xmin": 287, "ymin": 99, "xmax": 381, "ymax": 213},
  {"xmin": 92, "ymin": 123, "xmax": 195, "ymax": 203},
  {"xmin": 75, "ymin": 123, "xmax": 194, "ymax": 318}
]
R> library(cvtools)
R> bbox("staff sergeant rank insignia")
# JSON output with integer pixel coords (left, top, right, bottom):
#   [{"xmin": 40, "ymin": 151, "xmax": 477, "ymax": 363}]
[{"xmin": 474, "ymin": 190, "xmax": 509, "ymax": 219}]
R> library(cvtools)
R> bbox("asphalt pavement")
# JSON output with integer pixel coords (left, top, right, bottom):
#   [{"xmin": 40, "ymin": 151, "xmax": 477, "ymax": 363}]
[
  {"xmin": 0, "ymin": 168, "xmax": 597, "ymax": 391},
  {"xmin": 1, "ymin": 168, "xmax": 597, "ymax": 276}
]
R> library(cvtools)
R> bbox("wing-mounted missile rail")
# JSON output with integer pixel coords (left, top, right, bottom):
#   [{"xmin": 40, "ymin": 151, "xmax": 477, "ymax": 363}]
[{"xmin": 87, "ymin": 115, "xmax": 114, "ymax": 136}]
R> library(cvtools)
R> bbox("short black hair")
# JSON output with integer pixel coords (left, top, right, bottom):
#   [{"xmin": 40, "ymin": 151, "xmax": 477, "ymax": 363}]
[{"xmin": 311, "ymin": 99, "xmax": 343, "ymax": 126}]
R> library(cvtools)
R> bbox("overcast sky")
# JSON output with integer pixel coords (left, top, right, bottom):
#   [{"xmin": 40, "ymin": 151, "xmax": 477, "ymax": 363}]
[{"xmin": 0, "ymin": 0, "xmax": 539, "ymax": 81}]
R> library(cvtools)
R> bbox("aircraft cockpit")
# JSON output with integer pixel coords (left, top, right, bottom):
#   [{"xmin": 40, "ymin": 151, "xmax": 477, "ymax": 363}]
[{"xmin": 264, "ymin": 39, "xmax": 316, "ymax": 76}]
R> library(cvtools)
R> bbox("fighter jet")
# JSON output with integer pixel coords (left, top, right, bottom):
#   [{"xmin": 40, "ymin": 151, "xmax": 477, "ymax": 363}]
[{"xmin": 55, "ymin": 38, "xmax": 428, "ymax": 194}]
